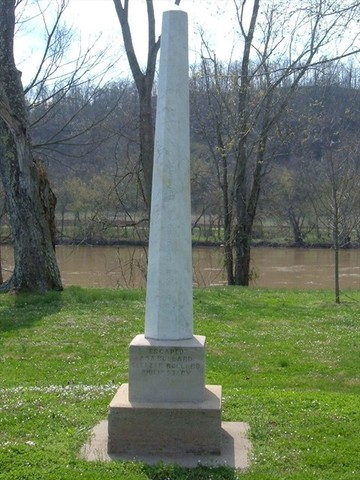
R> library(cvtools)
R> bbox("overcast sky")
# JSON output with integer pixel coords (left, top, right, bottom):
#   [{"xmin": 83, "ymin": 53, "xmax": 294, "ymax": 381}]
[{"xmin": 15, "ymin": 0, "xmax": 240, "ymax": 84}]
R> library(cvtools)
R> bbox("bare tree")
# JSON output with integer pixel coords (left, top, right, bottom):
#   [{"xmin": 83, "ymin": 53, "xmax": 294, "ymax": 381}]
[
  {"xmin": 113, "ymin": 0, "xmax": 160, "ymax": 209},
  {"xmin": 262, "ymin": 165, "xmax": 315, "ymax": 247},
  {"xmin": 195, "ymin": 0, "xmax": 360, "ymax": 285},
  {"xmin": 0, "ymin": 0, "xmax": 62, "ymax": 292},
  {"xmin": 304, "ymin": 140, "xmax": 360, "ymax": 303},
  {"xmin": 0, "ymin": 0, "xmax": 116, "ymax": 292}
]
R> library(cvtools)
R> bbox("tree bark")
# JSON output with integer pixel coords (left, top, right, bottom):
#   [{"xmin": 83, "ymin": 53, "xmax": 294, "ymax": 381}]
[
  {"xmin": 0, "ymin": 0, "xmax": 62, "ymax": 293},
  {"xmin": 216, "ymin": 123, "xmax": 234, "ymax": 285}
]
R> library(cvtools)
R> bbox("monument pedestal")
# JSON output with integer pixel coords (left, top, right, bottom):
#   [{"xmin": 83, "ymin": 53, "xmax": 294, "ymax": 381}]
[
  {"xmin": 128, "ymin": 334, "xmax": 206, "ymax": 403},
  {"xmin": 107, "ymin": 334, "xmax": 222, "ymax": 455},
  {"xmin": 108, "ymin": 384, "xmax": 222, "ymax": 455}
]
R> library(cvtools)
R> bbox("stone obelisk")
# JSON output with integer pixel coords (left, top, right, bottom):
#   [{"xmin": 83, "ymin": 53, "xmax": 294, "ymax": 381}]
[
  {"xmin": 108, "ymin": 8, "xmax": 222, "ymax": 456},
  {"xmin": 144, "ymin": 7, "xmax": 193, "ymax": 342}
]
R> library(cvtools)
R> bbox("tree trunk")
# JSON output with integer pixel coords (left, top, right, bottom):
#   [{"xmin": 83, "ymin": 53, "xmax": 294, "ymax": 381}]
[
  {"xmin": 0, "ymin": 123, "xmax": 62, "ymax": 293},
  {"xmin": 113, "ymin": 0, "xmax": 160, "ymax": 209},
  {"xmin": 218, "ymin": 125, "xmax": 234, "ymax": 285},
  {"xmin": 139, "ymin": 81, "xmax": 155, "ymax": 208},
  {"xmin": 232, "ymin": 0, "xmax": 260, "ymax": 286},
  {"xmin": 0, "ymin": 245, "xmax": 3, "ymax": 285},
  {"xmin": 334, "ymin": 244, "xmax": 340, "ymax": 304},
  {"xmin": 288, "ymin": 208, "xmax": 305, "ymax": 247},
  {"xmin": 333, "ymin": 191, "xmax": 341, "ymax": 304},
  {"xmin": 0, "ymin": 0, "xmax": 62, "ymax": 293},
  {"xmin": 234, "ymin": 222, "xmax": 252, "ymax": 285},
  {"xmin": 223, "ymin": 207, "xmax": 234, "ymax": 285}
]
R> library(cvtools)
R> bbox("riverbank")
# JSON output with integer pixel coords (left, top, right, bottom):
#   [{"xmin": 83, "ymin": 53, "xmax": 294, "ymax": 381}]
[
  {"xmin": 1, "ymin": 287, "xmax": 359, "ymax": 479},
  {"xmin": 25, "ymin": 237, "xmax": 360, "ymax": 249},
  {"xmin": 56, "ymin": 235, "xmax": 360, "ymax": 249},
  {"xmin": 1, "ymin": 229, "xmax": 360, "ymax": 249}
]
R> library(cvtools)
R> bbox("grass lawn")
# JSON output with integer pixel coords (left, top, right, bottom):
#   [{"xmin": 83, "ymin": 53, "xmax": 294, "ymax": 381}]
[{"xmin": 0, "ymin": 286, "xmax": 359, "ymax": 479}]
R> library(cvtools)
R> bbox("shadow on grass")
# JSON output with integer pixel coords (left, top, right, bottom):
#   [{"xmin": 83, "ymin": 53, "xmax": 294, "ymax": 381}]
[
  {"xmin": 142, "ymin": 463, "xmax": 238, "ymax": 480},
  {"xmin": 0, "ymin": 290, "xmax": 64, "ymax": 335}
]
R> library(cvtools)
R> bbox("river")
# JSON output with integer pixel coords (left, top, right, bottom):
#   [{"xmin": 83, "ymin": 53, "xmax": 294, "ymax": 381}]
[{"xmin": 1, "ymin": 245, "xmax": 359, "ymax": 289}]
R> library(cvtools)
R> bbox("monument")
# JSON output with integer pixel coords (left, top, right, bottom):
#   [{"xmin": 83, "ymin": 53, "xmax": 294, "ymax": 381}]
[
  {"xmin": 107, "ymin": 7, "xmax": 222, "ymax": 455},
  {"xmin": 80, "ymin": 4, "xmax": 250, "ymax": 468}
]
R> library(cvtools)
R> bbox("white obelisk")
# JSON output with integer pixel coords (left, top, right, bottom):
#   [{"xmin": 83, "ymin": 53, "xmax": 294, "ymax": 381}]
[
  {"xmin": 144, "ymin": 8, "xmax": 193, "ymax": 341},
  {"xmin": 108, "ymin": 9, "xmax": 222, "ymax": 455}
]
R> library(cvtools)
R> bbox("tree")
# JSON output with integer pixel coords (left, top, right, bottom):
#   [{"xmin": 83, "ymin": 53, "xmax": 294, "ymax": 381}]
[
  {"xmin": 272, "ymin": 64, "xmax": 360, "ymax": 301},
  {"xmin": 0, "ymin": 0, "xmax": 62, "ymax": 292},
  {"xmin": 263, "ymin": 165, "xmax": 315, "ymax": 247},
  {"xmin": 303, "ymin": 139, "xmax": 360, "ymax": 303},
  {"xmin": 113, "ymin": 0, "xmax": 160, "ymax": 209},
  {"xmin": 196, "ymin": 0, "xmax": 360, "ymax": 285},
  {"xmin": 191, "ymin": 59, "xmax": 238, "ymax": 283},
  {"xmin": 0, "ymin": 0, "xmax": 124, "ymax": 291}
]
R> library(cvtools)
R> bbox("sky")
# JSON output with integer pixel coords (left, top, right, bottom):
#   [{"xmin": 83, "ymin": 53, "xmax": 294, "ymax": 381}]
[
  {"xmin": 14, "ymin": 0, "xmax": 360, "ymax": 88},
  {"xmin": 65, "ymin": 0, "xmax": 238, "ymax": 59},
  {"xmin": 15, "ymin": 0, "xmax": 240, "ymax": 85}
]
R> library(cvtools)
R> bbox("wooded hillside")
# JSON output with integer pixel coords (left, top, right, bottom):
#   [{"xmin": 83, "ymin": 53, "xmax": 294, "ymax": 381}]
[{"xmin": 2, "ymin": 65, "xmax": 358, "ymax": 248}]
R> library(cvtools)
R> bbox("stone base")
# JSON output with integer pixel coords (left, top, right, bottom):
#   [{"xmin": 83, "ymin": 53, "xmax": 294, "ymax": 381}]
[
  {"xmin": 129, "ymin": 334, "xmax": 206, "ymax": 402},
  {"xmin": 82, "ymin": 420, "xmax": 251, "ymax": 470},
  {"xmin": 108, "ymin": 384, "xmax": 222, "ymax": 455}
]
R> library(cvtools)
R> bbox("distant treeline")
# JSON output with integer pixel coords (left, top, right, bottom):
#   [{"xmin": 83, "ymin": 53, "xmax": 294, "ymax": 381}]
[{"xmin": 0, "ymin": 62, "xmax": 359, "ymax": 248}]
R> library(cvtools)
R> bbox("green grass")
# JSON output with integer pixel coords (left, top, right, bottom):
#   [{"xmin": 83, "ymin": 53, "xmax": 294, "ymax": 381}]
[{"xmin": 1, "ymin": 287, "xmax": 360, "ymax": 479}]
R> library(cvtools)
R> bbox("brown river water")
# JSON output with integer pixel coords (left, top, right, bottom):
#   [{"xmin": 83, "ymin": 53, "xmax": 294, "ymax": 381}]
[{"xmin": 1, "ymin": 245, "xmax": 360, "ymax": 289}]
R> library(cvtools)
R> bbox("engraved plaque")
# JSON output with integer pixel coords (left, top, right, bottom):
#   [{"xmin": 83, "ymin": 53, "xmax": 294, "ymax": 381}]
[{"xmin": 128, "ymin": 334, "xmax": 206, "ymax": 402}]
